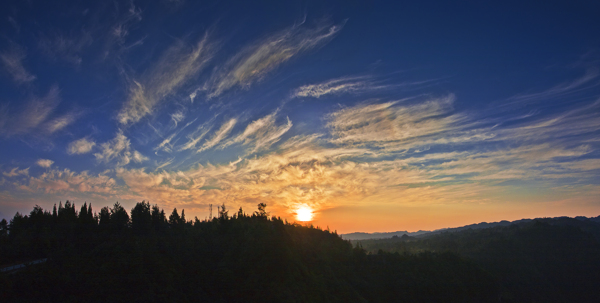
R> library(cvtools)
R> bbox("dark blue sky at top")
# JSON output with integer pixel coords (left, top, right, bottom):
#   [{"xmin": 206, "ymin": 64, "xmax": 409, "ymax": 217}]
[{"xmin": 1, "ymin": 0, "xmax": 599, "ymax": 227}]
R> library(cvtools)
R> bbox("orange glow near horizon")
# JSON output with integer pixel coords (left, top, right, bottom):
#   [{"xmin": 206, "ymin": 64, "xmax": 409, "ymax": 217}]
[{"xmin": 296, "ymin": 206, "xmax": 314, "ymax": 222}]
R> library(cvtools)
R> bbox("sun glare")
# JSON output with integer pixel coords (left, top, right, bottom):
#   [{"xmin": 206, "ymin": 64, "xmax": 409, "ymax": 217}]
[{"xmin": 296, "ymin": 206, "xmax": 314, "ymax": 222}]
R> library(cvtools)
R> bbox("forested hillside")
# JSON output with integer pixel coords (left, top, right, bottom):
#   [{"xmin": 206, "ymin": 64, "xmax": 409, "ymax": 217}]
[
  {"xmin": 356, "ymin": 218, "xmax": 600, "ymax": 302},
  {"xmin": 1, "ymin": 201, "xmax": 497, "ymax": 302}
]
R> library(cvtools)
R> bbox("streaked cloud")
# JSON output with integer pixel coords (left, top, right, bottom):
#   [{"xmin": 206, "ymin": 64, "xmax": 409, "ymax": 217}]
[
  {"xmin": 223, "ymin": 112, "xmax": 293, "ymax": 153},
  {"xmin": 294, "ymin": 76, "xmax": 373, "ymax": 98},
  {"xmin": 0, "ymin": 42, "xmax": 36, "ymax": 84},
  {"xmin": 0, "ymin": 86, "xmax": 78, "ymax": 137},
  {"xmin": 67, "ymin": 137, "xmax": 96, "ymax": 155},
  {"xmin": 24, "ymin": 168, "xmax": 117, "ymax": 195},
  {"xmin": 170, "ymin": 110, "xmax": 185, "ymax": 127},
  {"xmin": 3, "ymin": 167, "xmax": 29, "ymax": 177},
  {"xmin": 155, "ymin": 118, "xmax": 198, "ymax": 153},
  {"xmin": 500, "ymin": 67, "xmax": 599, "ymax": 109},
  {"xmin": 109, "ymin": 1, "xmax": 143, "ymax": 45},
  {"xmin": 206, "ymin": 20, "xmax": 345, "ymax": 98},
  {"xmin": 36, "ymin": 159, "xmax": 54, "ymax": 168},
  {"xmin": 198, "ymin": 118, "xmax": 237, "ymax": 153},
  {"xmin": 177, "ymin": 118, "xmax": 216, "ymax": 151},
  {"xmin": 45, "ymin": 112, "xmax": 80, "ymax": 133},
  {"xmin": 118, "ymin": 33, "xmax": 216, "ymax": 125},
  {"xmin": 327, "ymin": 94, "xmax": 461, "ymax": 145},
  {"xmin": 94, "ymin": 130, "xmax": 148, "ymax": 166}
]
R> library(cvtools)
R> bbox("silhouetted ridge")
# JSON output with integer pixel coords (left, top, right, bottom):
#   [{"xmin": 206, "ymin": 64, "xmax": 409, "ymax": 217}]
[
  {"xmin": 1, "ymin": 201, "xmax": 498, "ymax": 302},
  {"xmin": 356, "ymin": 217, "xmax": 600, "ymax": 303}
]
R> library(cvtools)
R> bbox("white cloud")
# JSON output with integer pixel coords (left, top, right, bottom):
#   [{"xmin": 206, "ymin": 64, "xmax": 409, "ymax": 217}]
[
  {"xmin": 118, "ymin": 33, "xmax": 216, "ymax": 125},
  {"xmin": 206, "ymin": 20, "xmax": 345, "ymax": 97},
  {"xmin": 94, "ymin": 130, "xmax": 147, "ymax": 166},
  {"xmin": 36, "ymin": 159, "xmax": 54, "ymax": 168},
  {"xmin": 198, "ymin": 118, "xmax": 237, "ymax": 153},
  {"xmin": 327, "ymin": 94, "xmax": 460, "ymax": 145},
  {"xmin": 132, "ymin": 150, "xmax": 149, "ymax": 163},
  {"xmin": 223, "ymin": 112, "xmax": 293, "ymax": 153},
  {"xmin": 293, "ymin": 76, "xmax": 372, "ymax": 98},
  {"xmin": 67, "ymin": 137, "xmax": 96, "ymax": 155},
  {"xmin": 45, "ymin": 112, "xmax": 79, "ymax": 133},
  {"xmin": 170, "ymin": 110, "xmax": 185, "ymax": 127},
  {"xmin": 155, "ymin": 118, "xmax": 198, "ymax": 153}
]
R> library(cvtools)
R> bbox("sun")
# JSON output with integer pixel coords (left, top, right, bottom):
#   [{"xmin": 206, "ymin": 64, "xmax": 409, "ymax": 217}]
[{"xmin": 296, "ymin": 206, "xmax": 314, "ymax": 222}]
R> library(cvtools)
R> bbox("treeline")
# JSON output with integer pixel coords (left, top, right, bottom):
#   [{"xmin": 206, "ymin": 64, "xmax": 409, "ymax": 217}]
[
  {"xmin": 356, "ymin": 218, "xmax": 600, "ymax": 303},
  {"xmin": 1, "ymin": 202, "xmax": 498, "ymax": 302},
  {"xmin": 0, "ymin": 201, "xmax": 272, "ymax": 263}
]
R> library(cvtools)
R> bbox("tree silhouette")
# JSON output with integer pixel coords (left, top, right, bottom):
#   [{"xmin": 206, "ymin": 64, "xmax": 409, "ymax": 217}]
[
  {"xmin": 218, "ymin": 203, "xmax": 228, "ymax": 220},
  {"xmin": 169, "ymin": 208, "xmax": 181, "ymax": 227},
  {"xmin": 131, "ymin": 201, "xmax": 152, "ymax": 232},
  {"xmin": 151, "ymin": 204, "xmax": 167, "ymax": 231},
  {"xmin": 180, "ymin": 209, "xmax": 186, "ymax": 225},
  {"xmin": 110, "ymin": 202, "xmax": 130, "ymax": 230},
  {"xmin": 254, "ymin": 202, "xmax": 269, "ymax": 218},
  {"xmin": 99, "ymin": 206, "xmax": 111, "ymax": 227},
  {"xmin": 0, "ymin": 218, "xmax": 8, "ymax": 236}
]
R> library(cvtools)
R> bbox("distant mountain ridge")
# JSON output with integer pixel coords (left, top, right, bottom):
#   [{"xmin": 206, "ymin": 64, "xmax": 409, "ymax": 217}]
[
  {"xmin": 341, "ymin": 215, "xmax": 600, "ymax": 240},
  {"xmin": 341, "ymin": 230, "xmax": 431, "ymax": 240}
]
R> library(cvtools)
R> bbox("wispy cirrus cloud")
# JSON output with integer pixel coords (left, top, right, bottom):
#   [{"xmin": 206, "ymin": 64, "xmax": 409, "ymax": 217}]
[
  {"xmin": 177, "ymin": 118, "xmax": 216, "ymax": 151},
  {"xmin": 94, "ymin": 130, "xmax": 148, "ymax": 166},
  {"xmin": 0, "ymin": 42, "xmax": 36, "ymax": 84},
  {"xmin": 23, "ymin": 168, "xmax": 117, "ymax": 195},
  {"xmin": 45, "ymin": 111, "xmax": 81, "ymax": 133},
  {"xmin": 205, "ymin": 19, "xmax": 345, "ymax": 98},
  {"xmin": 198, "ymin": 118, "xmax": 237, "ymax": 153},
  {"xmin": 106, "ymin": 1, "xmax": 143, "ymax": 54},
  {"xmin": 0, "ymin": 86, "xmax": 78, "ymax": 138},
  {"xmin": 293, "ymin": 76, "xmax": 374, "ymax": 98},
  {"xmin": 67, "ymin": 137, "xmax": 96, "ymax": 155},
  {"xmin": 118, "ymin": 33, "xmax": 216, "ymax": 125},
  {"xmin": 3, "ymin": 167, "xmax": 29, "ymax": 177},
  {"xmin": 155, "ymin": 118, "xmax": 198, "ymax": 154},
  {"xmin": 500, "ymin": 67, "xmax": 599, "ymax": 109},
  {"xmin": 222, "ymin": 111, "xmax": 293, "ymax": 153},
  {"xmin": 327, "ymin": 94, "xmax": 462, "ymax": 146}
]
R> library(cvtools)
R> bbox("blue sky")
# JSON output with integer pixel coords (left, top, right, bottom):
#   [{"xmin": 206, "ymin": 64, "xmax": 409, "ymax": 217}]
[{"xmin": 1, "ymin": 0, "xmax": 599, "ymax": 232}]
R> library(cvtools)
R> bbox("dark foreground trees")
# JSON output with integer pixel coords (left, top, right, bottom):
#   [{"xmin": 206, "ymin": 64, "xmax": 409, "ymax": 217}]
[
  {"xmin": 356, "ymin": 218, "xmax": 600, "ymax": 303},
  {"xmin": 0, "ymin": 202, "xmax": 498, "ymax": 302}
]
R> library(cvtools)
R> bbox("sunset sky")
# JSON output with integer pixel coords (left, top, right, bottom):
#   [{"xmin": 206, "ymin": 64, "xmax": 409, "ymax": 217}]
[{"xmin": 1, "ymin": 0, "xmax": 599, "ymax": 233}]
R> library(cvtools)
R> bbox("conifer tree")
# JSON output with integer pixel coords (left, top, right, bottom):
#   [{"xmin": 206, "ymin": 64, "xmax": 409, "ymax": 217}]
[
  {"xmin": 99, "ymin": 207, "xmax": 111, "ymax": 227},
  {"xmin": 110, "ymin": 202, "xmax": 130, "ymax": 230},
  {"xmin": 169, "ymin": 208, "xmax": 181, "ymax": 227},
  {"xmin": 131, "ymin": 201, "xmax": 152, "ymax": 232},
  {"xmin": 180, "ymin": 209, "xmax": 186, "ymax": 225}
]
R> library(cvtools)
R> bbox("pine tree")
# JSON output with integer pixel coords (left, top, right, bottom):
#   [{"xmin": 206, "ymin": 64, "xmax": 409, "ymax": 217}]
[
  {"xmin": 99, "ymin": 207, "xmax": 111, "ymax": 227},
  {"xmin": 169, "ymin": 208, "xmax": 181, "ymax": 227},
  {"xmin": 131, "ymin": 201, "xmax": 152, "ymax": 232},
  {"xmin": 110, "ymin": 202, "xmax": 130, "ymax": 230},
  {"xmin": 180, "ymin": 209, "xmax": 186, "ymax": 225}
]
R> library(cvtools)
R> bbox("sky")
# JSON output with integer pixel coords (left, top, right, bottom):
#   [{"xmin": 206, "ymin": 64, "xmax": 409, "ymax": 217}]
[{"xmin": 1, "ymin": 0, "xmax": 599, "ymax": 233}]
